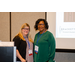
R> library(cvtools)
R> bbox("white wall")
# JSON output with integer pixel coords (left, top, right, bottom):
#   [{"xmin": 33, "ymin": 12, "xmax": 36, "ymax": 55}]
[
  {"xmin": 11, "ymin": 12, "xmax": 45, "ymax": 41},
  {"xmin": 0, "ymin": 12, "xmax": 10, "ymax": 41}
]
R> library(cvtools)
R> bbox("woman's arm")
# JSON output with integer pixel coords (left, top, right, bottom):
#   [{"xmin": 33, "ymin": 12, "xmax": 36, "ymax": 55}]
[
  {"xmin": 48, "ymin": 33, "xmax": 56, "ymax": 62},
  {"xmin": 16, "ymin": 49, "xmax": 26, "ymax": 62},
  {"xmin": 13, "ymin": 36, "xmax": 26, "ymax": 62}
]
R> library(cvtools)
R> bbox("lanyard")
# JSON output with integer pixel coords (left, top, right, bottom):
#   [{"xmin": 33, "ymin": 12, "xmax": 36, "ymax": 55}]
[
  {"xmin": 36, "ymin": 30, "xmax": 46, "ymax": 45},
  {"xmin": 24, "ymin": 37, "xmax": 30, "ymax": 49}
]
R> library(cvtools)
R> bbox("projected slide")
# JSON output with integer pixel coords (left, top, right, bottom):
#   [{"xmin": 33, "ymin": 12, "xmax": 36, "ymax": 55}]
[{"xmin": 56, "ymin": 12, "xmax": 75, "ymax": 38}]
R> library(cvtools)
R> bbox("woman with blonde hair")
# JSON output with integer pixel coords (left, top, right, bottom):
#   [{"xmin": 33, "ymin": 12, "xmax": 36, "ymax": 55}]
[{"xmin": 13, "ymin": 23, "xmax": 33, "ymax": 62}]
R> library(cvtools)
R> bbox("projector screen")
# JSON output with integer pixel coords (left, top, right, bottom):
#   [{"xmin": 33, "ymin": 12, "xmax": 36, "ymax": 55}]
[{"xmin": 47, "ymin": 12, "xmax": 75, "ymax": 49}]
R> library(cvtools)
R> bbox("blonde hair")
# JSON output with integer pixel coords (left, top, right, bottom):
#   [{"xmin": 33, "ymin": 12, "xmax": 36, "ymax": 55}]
[{"xmin": 15, "ymin": 23, "xmax": 33, "ymax": 43}]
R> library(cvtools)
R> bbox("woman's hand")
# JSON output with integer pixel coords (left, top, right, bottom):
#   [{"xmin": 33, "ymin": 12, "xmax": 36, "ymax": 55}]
[
  {"xmin": 21, "ymin": 58, "xmax": 26, "ymax": 62},
  {"xmin": 16, "ymin": 50, "xmax": 26, "ymax": 62}
]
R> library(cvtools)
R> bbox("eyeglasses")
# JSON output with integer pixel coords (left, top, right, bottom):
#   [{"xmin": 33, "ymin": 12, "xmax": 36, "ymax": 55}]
[
  {"xmin": 22, "ymin": 28, "xmax": 29, "ymax": 30},
  {"xmin": 38, "ymin": 24, "xmax": 45, "ymax": 25}
]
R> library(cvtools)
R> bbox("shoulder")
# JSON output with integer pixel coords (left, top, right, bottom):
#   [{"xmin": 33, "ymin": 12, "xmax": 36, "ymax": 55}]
[
  {"xmin": 36, "ymin": 32, "xmax": 39, "ymax": 36},
  {"xmin": 35, "ymin": 32, "xmax": 39, "ymax": 38},
  {"xmin": 46, "ymin": 31, "xmax": 55, "ymax": 43},
  {"xmin": 29, "ymin": 38, "xmax": 34, "ymax": 43},
  {"xmin": 46, "ymin": 31, "xmax": 54, "ymax": 37},
  {"xmin": 46, "ymin": 31, "xmax": 55, "ymax": 41},
  {"xmin": 13, "ymin": 35, "xmax": 21, "ymax": 41}
]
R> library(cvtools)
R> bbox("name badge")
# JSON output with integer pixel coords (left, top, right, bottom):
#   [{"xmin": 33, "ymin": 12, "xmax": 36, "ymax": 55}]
[
  {"xmin": 35, "ymin": 45, "xmax": 39, "ymax": 54},
  {"xmin": 29, "ymin": 50, "xmax": 33, "ymax": 56}
]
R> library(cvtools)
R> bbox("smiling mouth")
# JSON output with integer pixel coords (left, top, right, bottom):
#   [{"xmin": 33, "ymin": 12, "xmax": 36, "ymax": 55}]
[
  {"xmin": 24, "ymin": 31, "xmax": 28, "ymax": 33},
  {"xmin": 39, "ymin": 28, "xmax": 43, "ymax": 29}
]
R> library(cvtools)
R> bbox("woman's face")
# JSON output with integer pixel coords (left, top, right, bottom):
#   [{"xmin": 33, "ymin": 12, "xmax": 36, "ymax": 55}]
[
  {"xmin": 21, "ymin": 26, "xmax": 30, "ymax": 36},
  {"xmin": 38, "ymin": 21, "xmax": 46, "ymax": 32}
]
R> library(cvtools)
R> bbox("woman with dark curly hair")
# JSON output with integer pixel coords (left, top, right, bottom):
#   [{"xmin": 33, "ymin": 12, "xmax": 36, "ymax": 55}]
[{"xmin": 34, "ymin": 18, "xmax": 56, "ymax": 62}]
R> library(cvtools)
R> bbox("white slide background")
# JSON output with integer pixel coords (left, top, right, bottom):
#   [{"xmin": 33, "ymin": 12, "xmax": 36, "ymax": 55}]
[{"xmin": 47, "ymin": 12, "xmax": 75, "ymax": 49}]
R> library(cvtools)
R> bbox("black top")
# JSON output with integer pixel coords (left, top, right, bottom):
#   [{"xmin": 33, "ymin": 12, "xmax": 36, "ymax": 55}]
[{"xmin": 13, "ymin": 35, "xmax": 27, "ymax": 61}]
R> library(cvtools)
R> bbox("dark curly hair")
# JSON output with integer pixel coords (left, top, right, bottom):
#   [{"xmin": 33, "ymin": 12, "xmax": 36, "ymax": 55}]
[{"xmin": 34, "ymin": 18, "xmax": 49, "ymax": 30}]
